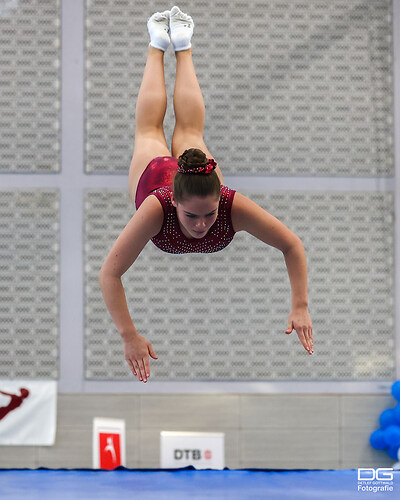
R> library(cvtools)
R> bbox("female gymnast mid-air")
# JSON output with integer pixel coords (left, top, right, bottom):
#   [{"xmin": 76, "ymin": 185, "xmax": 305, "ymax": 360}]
[{"xmin": 99, "ymin": 6, "xmax": 313, "ymax": 383}]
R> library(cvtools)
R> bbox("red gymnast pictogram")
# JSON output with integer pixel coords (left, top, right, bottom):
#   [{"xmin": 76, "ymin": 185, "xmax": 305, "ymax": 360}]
[{"xmin": 0, "ymin": 388, "xmax": 30, "ymax": 421}]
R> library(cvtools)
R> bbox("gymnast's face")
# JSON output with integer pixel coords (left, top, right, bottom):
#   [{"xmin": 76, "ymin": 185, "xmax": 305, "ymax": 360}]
[{"xmin": 171, "ymin": 194, "xmax": 220, "ymax": 239}]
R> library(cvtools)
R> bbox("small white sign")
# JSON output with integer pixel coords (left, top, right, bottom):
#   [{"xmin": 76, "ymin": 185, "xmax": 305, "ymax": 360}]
[
  {"xmin": 160, "ymin": 431, "xmax": 225, "ymax": 469},
  {"xmin": 93, "ymin": 418, "xmax": 126, "ymax": 469}
]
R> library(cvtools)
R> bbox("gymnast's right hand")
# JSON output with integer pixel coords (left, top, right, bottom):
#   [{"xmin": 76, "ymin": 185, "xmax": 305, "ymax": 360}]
[{"xmin": 123, "ymin": 333, "xmax": 158, "ymax": 383}]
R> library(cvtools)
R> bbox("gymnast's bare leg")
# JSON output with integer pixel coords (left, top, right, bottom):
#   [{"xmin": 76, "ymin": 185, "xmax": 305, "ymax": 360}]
[
  {"xmin": 171, "ymin": 47, "xmax": 224, "ymax": 185},
  {"xmin": 128, "ymin": 44, "xmax": 171, "ymax": 205}
]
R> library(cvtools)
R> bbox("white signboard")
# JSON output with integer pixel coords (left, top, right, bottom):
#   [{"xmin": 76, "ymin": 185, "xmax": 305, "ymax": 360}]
[
  {"xmin": 160, "ymin": 431, "xmax": 225, "ymax": 469},
  {"xmin": 0, "ymin": 380, "xmax": 57, "ymax": 445},
  {"xmin": 93, "ymin": 418, "xmax": 126, "ymax": 469}
]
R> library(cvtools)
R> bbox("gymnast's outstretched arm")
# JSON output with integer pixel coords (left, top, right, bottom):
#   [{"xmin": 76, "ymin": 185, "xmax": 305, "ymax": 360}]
[
  {"xmin": 99, "ymin": 195, "xmax": 164, "ymax": 383},
  {"xmin": 231, "ymin": 192, "xmax": 313, "ymax": 355}
]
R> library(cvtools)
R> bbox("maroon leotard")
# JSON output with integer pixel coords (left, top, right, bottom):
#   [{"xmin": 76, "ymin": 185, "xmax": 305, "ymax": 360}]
[
  {"xmin": 135, "ymin": 156, "xmax": 236, "ymax": 254},
  {"xmin": 135, "ymin": 156, "xmax": 178, "ymax": 210}
]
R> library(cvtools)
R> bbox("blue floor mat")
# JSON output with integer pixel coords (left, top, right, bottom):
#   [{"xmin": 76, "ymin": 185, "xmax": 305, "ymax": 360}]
[{"xmin": 0, "ymin": 467, "xmax": 398, "ymax": 500}]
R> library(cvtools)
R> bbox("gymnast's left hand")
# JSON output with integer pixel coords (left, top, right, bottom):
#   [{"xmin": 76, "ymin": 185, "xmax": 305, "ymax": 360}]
[{"xmin": 285, "ymin": 308, "xmax": 313, "ymax": 355}]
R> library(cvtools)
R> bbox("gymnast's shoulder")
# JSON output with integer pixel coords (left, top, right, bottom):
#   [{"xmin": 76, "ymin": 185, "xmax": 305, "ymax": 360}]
[
  {"xmin": 230, "ymin": 191, "xmax": 268, "ymax": 233},
  {"xmin": 133, "ymin": 195, "xmax": 164, "ymax": 238}
]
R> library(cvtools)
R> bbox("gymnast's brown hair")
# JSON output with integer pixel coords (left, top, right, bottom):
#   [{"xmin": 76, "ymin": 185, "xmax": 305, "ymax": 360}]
[{"xmin": 173, "ymin": 148, "xmax": 221, "ymax": 203}]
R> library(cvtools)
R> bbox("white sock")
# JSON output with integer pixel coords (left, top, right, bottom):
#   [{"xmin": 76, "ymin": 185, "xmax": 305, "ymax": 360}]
[
  {"xmin": 170, "ymin": 5, "xmax": 194, "ymax": 51},
  {"xmin": 147, "ymin": 10, "xmax": 170, "ymax": 52}
]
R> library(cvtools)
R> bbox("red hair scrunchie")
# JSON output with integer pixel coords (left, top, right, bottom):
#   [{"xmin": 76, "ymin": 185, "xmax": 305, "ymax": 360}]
[{"xmin": 177, "ymin": 158, "xmax": 217, "ymax": 175}]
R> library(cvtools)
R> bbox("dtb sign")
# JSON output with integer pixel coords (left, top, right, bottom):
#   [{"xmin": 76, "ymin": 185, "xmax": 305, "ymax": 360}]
[{"xmin": 160, "ymin": 431, "xmax": 224, "ymax": 469}]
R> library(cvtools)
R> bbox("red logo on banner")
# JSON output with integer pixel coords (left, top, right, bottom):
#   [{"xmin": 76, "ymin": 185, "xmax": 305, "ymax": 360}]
[
  {"xmin": 0, "ymin": 388, "xmax": 30, "ymax": 421},
  {"xmin": 204, "ymin": 450, "xmax": 212, "ymax": 460},
  {"xmin": 99, "ymin": 433, "xmax": 121, "ymax": 469}
]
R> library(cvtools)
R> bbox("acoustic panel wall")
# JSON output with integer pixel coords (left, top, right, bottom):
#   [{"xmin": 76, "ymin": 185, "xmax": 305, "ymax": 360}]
[
  {"xmin": 0, "ymin": 0, "xmax": 61, "ymax": 173},
  {"xmin": 84, "ymin": 190, "xmax": 394, "ymax": 381},
  {"xmin": 85, "ymin": 0, "xmax": 393, "ymax": 177},
  {"xmin": 0, "ymin": 190, "xmax": 60, "ymax": 378}
]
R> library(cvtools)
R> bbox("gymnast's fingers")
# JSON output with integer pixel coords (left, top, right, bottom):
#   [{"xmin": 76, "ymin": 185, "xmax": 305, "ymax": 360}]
[
  {"xmin": 299, "ymin": 324, "xmax": 312, "ymax": 352},
  {"xmin": 297, "ymin": 329, "xmax": 312, "ymax": 354},
  {"xmin": 133, "ymin": 360, "xmax": 143, "ymax": 380},
  {"xmin": 127, "ymin": 359, "xmax": 137, "ymax": 377},
  {"xmin": 302, "ymin": 328, "xmax": 311, "ymax": 351},
  {"xmin": 144, "ymin": 357, "xmax": 151, "ymax": 379},
  {"xmin": 305, "ymin": 328, "xmax": 313, "ymax": 353},
  {"xmin": 137, "ymin": 359, "xmax": 148, "ymax": 383}
]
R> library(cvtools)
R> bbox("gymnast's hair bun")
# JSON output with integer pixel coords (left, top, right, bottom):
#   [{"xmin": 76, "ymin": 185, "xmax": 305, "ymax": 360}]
[
  {"xmin": 173, "ymin": 148, "xmax": 221, "ymax": 202},
  {"xmin": 177, "ymin": 148, "xmax": 208, "ymax": 172}
]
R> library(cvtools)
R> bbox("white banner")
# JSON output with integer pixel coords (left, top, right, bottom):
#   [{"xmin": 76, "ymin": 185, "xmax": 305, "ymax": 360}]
[{"xmin": 0, "ymin": 380, "xmax": 57, "ymax": 445}]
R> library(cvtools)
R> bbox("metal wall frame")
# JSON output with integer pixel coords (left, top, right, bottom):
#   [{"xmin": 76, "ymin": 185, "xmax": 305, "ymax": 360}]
[{"xmin": 1, "ymin": 0, "xmax": 397, "ymax": 393}]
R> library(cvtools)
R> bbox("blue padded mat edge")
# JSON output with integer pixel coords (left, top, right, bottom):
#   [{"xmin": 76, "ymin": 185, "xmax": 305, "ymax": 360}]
[{"xmin": 0, "ymin": 467, "xmax": 398, "ymax": 500}]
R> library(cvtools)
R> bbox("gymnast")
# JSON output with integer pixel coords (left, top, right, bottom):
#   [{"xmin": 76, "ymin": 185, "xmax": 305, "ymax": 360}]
[{"xmin": 99, "ymin": 6, "xmax": 313, "ymax": 383}]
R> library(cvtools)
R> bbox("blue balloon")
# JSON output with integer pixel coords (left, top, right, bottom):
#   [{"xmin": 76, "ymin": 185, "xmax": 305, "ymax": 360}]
[
  {"xmin": 387, "ymin": 445, "xmax": 399, "ymax": 460},
  {"xmin": 370, "ymin": 429, "xmax": 388, "ymax": 450},
  {"xmin": 384, "ymin": 425, "xmax": 400, "ymax": 447},
  {"xmin": 392, "ymin": 381, "xmax": 400, "ymax": 401},
  {"xmin": 394, "ymin": 403, "xmax": 400, "ymax": 425},
  {"xmin": 380, "ymin": 408, "xmax": 396, "ymax": 429}
]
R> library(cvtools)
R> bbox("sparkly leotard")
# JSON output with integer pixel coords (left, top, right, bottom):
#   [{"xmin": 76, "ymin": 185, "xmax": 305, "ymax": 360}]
[
  {"xmin": 135, "ymin": 156, "xmax": 236, "ymax": 254},
  {"xmin": 135, "ymin": 156, "xmax": 178, "ymax": 210}
]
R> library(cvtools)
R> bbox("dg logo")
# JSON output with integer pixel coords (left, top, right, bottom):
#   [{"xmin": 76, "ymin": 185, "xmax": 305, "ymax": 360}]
[{"xmin": 358, "ymin": 468, "xmax": 393, "ymax": 481}]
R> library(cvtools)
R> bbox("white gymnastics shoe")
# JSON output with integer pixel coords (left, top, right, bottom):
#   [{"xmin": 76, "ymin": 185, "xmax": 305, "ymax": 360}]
[
  {"xmin": 170, "ymin": 5, "xmax": 194, "ymax": 51},
  {"xmin": 147, "ymin": 10, "xmax": 171, "ymax": 52}
]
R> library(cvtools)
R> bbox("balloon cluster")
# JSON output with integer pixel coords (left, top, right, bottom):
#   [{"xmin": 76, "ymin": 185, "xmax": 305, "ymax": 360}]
[{"xmin": 370, "ymin": 381, "xmax": 400, "ymax": 460}]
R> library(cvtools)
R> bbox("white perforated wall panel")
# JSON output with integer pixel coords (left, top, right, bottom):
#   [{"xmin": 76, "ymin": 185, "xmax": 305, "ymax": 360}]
[
  {"xmin": 85, "ymin": 190, "xmax": 394, "ymax": 381},
  {"xmin": 0, "ymin": 190, "xmax": 59, "ymax": 378},
  {"xmin": 85, "ymin": 0, "xmax": 393, "ymax": 177},
  {"xmin": 0, "ymin": 0, "xmax": 61, "ymax": 173}
]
